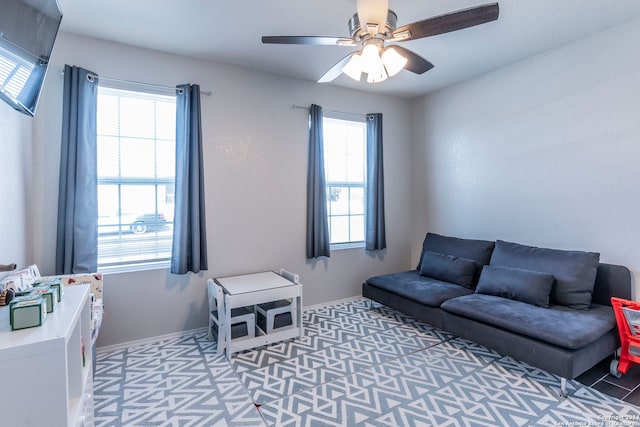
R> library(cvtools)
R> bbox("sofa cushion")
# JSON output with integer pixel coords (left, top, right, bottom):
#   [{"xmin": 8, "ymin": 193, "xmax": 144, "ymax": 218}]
[
  {"xmin": 365, "ymin": 270, "xmax": 474, "ymax": 307},
  {"xmin": 417, "ymin": 233, "xmax": 496, "ymax": 286},
  {"xmin": 490, "ymin": 240, "xmax": 600, "ymax": 311},
  {"xmin": 441, "ymin": 293, "xmax": 616, "ymax": 349},
  {"xmin": 475, "ymin": 265, "xmax": 554, "ymax": 308},
  {"xmin": 419, "ymin": 251, "xmax": 477, "ymax": 288}
]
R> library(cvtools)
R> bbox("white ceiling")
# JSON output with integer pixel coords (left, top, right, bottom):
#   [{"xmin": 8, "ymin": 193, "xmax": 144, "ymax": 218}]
[{"xmin": 56, "ymin": 0, "xmax": 640, "ymax": 99}]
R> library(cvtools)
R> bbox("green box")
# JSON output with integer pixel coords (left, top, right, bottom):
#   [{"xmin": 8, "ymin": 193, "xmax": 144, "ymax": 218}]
[
  {"xmin": 32, "ymin": 279, "xmax": 50, "ymax": 287},
  {"xmin": 10, "ymin": 297, "xmax": 47, "ymax": 330},
  {"xmin": 9, "ymin": 294, "xmax": 42, "ymax": 307},
  {"xmin": 50, "ymin": 281, "xmax": 64, "ymax": 302},
  {"xmin": 33, "ymin": 278, "xmax": 64, "ymax": 302},
  {"xmin": 28, "ymin": 286, "xmax": 58, "ymax": 313}
]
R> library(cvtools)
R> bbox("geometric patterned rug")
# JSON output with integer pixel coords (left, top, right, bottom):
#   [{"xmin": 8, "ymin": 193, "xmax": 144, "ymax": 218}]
[
  {"xmin": 93, "ymin": 333, "xmax": 263, "ymax": 426},
  {"xmin": 94, "ymin": 298, "xmax": 640, "ymax": 426},
  {"xmin": 231, "ymin": 298, "xmax": 452, "ymax": 406}
]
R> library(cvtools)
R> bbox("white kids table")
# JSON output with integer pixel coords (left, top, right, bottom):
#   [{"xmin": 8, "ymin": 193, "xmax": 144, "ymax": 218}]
[{"xmin": 214, "ymin": 271, "xmax": 302, "ymax": 359}]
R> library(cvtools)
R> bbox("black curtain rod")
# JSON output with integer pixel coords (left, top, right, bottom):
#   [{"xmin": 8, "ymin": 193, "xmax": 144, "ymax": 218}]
[
  {"xmin": 62, "ymin": 68, "xmax": 212, "ymax": 96},
  {"xmin": 90, "ymin": 75, "xmax": 213, "ymax": 96},
  {"xmin": 292, "ymin": 104, "xmax": 373, "ymax": 119}
]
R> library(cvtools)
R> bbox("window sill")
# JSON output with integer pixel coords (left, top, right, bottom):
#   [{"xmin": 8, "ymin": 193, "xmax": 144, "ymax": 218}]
[
  {"xmin": 330, "ymin": 241, "xmax": 365, "ymax": 251},
  {"xmin": 98, "ymin": 260, "xmax": 170, "ymax": 275}
]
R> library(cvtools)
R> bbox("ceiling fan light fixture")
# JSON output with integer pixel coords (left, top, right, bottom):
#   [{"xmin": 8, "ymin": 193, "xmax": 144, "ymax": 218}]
[
  {"xmin": 342, "ymin": 53, "xmax": 363, "ymax": 81},
  {"xmin": 366, "ymin": 67, "xmax": 388, "ymax": 83},
  {"xmin": 360, "ymin": 43, "xmax": 383, "ymax": 76},
  {"xmin": 381, "ymin": 46, "xmax": 407, "ymax": 77}
]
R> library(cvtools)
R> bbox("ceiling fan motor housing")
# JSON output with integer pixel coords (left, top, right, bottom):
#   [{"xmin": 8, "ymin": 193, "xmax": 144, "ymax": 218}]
[{"xmin": 349, "ymin": 10, "xmax": 398, "ymax": 41}]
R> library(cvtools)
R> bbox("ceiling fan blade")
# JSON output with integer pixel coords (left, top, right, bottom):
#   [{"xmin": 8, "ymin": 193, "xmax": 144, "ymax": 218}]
[
  {"xmin": 318, "ymin": 52, "xmax": 358, "ymax": 83},
  {"xmin": 392, "ymin": 3, "xmax": 499, "ymax": 42},
  {"xmin": 391, "ymin": 46, "xmax": 434, "ymax": 74},
  {"xmin": 357, "ymin": 0, "xmax": 389, "ymax": 30},
  {"xmin": 261, "ymin": 36, "xmax": 355, "ymax": 46}
]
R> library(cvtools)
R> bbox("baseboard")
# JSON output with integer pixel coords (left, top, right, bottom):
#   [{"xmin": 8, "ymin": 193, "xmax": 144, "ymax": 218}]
[
  {"xmin": 304, "ymin": 295, "xmax": 365, "ymax": 311},
  {"xmin": 96, "ymin": 295, "xmax": 367, "ymax": 354},
  {"xmin": 96, "ymin": 326, "xmax": 208, "ymax": 354}
]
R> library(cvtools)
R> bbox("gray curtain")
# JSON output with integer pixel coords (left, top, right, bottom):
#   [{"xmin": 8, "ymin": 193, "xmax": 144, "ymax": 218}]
[
  {"xmin": 55, "ymin": 65, "xmax": 98, "ymax": 274},
  {"xmin": 171, "ymin": 84, "xmax": 208, "ymax": 274},
  {"xmin": 306, "ymin": 104, "xmax": 330, "ymax": 259},
  {"xmin": 365, "ymin": 113, "xmax": 386, "ymax": 251}
]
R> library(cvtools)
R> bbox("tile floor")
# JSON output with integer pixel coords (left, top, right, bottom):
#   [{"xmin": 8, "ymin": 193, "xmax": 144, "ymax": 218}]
[{"xmin": 577, "ymin": 358, "xmax": 640, "ymax": 405}]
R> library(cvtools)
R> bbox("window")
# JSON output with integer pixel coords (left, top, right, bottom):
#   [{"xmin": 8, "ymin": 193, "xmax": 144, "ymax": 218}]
[
  {"xmin": 96, "ymin": 84, "xmax": 176, "ymax": 271},
  {"xmin": 0, "ymin": 45, "xmax": 33, "ymax": 101},
  {"xmin": 323, "ymin": 115, "xmax": 367, "ymax": 247}
]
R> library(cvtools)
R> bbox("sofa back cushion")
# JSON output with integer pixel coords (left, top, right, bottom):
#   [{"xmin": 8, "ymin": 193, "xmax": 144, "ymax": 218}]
[
  {"xmin": 475, "ymin": 265, "xmax": 554, "ymax": 308},
  {"xmin": 489, "ymin": 240, "xmax": 600, "ymax": 311},
  {"xmin": 419, "ymin": 251, "xmax": 477, "ymax": 288},
  {"xmin": 591, "ymin": 263, "xmax": 632, "ymax": 306},
  {"xmin": 417, "ymin": 233, "xmax": 495, "ymax": 284}
]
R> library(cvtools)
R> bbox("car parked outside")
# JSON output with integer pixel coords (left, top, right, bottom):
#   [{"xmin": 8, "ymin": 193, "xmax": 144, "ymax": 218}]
[
  {"xmin": 98, "ymin": 213, "xmax": 168, "ymax": 235},
  {"xmin": 130, "ymin": 213, "xmax": 168, "ymax": 234}
]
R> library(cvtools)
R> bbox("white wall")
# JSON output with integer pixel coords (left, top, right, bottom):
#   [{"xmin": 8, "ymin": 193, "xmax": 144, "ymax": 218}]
[
  {"xmin": 0, "ymin": 101, "xmax": 32, "ymax": 271},
  {"xmin": 31, "ymin": 33, "xmax": 414, "ymax": 347},
  {"xmin": 411, "ymin": 20, "xmax": 640, "ymax": 297}
]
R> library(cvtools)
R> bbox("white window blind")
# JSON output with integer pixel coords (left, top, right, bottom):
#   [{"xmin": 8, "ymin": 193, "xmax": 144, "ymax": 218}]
[
  {"xmin": 323, "ymin": 116, "xmax": 367, "ymax": 246},
  {"xmin": 96, "ymin": 84, "xmax": 177, "ymax": 271},
  {"xmin": 0, "ymin": 45, "xmax": 33, "ymax": 99}
]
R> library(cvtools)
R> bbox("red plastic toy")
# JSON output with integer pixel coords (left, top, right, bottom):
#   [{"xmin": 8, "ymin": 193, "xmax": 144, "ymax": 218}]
[{"xmin": 610, "ymin": 297, "xmax": 640, "ymax": 377}]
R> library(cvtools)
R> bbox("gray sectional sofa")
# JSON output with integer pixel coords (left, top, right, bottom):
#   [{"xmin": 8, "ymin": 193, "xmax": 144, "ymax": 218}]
[{"xmin": 363, "ymin": 233, "xmax": 631, "ymax": 397}]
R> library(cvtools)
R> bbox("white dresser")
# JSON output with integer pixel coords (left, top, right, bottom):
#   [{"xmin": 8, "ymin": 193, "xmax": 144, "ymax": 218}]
[{"xmin": 0, "ymin": 284, "xmax": 94, "ymax": 426}]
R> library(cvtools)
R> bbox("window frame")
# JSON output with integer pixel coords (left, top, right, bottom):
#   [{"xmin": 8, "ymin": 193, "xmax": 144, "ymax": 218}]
[
  {"xmin": 322, "ymin": 112, "xmax": 367, "ymax": 250},
  {"xmin": 95, "ymin": 81, "xmax": 177, "ymax": 273}
]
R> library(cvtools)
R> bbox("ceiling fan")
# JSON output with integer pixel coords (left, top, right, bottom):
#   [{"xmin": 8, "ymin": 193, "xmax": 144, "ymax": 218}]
[{"xmin": 262, "ymin": 0, "xmax": 499, "ymax": 83}]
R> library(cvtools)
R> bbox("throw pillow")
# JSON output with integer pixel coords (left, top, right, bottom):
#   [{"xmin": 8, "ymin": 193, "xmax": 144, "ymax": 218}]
[
  {"xmin": 489, "ymin": 240, "xmax": 600, "ymax": 310},
  {"xmin": 417, "ymin": 233, "xmax": 495, "ymax": 271},
  {"xmin": 475, "ymin": 265, "xmax": 555, "ymax": 308},
  {"xmin": 419, "ymin": 251, "xmax": 477, "ymax": 288}
]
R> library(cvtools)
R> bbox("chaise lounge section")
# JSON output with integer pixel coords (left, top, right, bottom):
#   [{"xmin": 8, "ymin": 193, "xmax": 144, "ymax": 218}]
[{"xmin": 363, "ymin": 233, "xmax": 631, "ymax": 397}]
